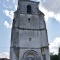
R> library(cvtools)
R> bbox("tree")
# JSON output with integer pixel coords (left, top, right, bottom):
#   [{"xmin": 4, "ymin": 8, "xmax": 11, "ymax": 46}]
[
  {"xmin": 50, "ymin": 55, "xmax": 59, "ymax": 60},
  {"xmin": 58, "ymin": 47, "xmax": 60, "ymax": 60}
]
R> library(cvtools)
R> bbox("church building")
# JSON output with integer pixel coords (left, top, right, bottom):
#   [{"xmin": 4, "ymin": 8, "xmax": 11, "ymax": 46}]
[{"xmin": 10, "ymin": 0, "xmax": 50, "ymax": 60}]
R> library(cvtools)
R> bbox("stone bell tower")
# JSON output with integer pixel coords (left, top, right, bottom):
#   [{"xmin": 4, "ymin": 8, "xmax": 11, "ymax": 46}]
[{"xmin": 10, "ymin": 0, "xmax": 50, "ymax": 60}]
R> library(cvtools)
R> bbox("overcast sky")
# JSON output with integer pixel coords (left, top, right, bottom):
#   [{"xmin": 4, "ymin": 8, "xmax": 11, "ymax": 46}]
[{"xmin": 0, "ymin": 0, "xmax": 60, "ymax": 59}]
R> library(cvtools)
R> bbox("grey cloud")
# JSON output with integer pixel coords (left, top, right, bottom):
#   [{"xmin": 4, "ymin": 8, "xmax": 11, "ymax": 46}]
[
  {"xmin": 41, "ymin": 0, "xmax": 60, "ymax": 13},
  {"xmin": 29, "ymin": 0, "xmax": 60, "ymax": 14}
]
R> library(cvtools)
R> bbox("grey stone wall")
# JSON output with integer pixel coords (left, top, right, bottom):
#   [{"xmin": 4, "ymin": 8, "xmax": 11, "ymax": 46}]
[{"xmin": 10, "ymin": 0, "xmax": 50, "ymax": 60}]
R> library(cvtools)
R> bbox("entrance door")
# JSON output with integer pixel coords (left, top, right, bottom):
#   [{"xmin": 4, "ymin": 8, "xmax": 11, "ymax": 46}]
[
  {"xmin": 27, "ymin": 57, "xmax": 34, "ymax": 60},
  {"xmin": 23, "ymin": 50, "xmax": 38, "ymax": 60}
]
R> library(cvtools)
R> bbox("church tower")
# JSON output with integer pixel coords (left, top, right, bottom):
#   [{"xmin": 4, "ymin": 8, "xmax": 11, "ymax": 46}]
[{"xmin": 10, "ymin": 0, "xmax": 50, "ymax": 60}]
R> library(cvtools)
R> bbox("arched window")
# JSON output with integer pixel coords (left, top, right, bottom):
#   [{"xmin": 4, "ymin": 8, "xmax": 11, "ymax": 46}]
[{"xmin": 27, "ymin": 5, "xmax": 31, "ymax": 14}]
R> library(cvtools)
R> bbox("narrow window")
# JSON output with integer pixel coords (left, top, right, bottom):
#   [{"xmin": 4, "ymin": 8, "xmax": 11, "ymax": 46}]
[
  {"xmin": 28, "ymin": 18, "xmax": 30, "ymax": 21},
  {"xmin": 29, "ymin": 38, "xmax": 31, "ymax": 41},
  {"xmin": 27, "ymin": 5, "xmax": 31, "ymax": 14},
  {"xmin": 42, "ymin": 54, "xmax": 46, "ymax": 60}
]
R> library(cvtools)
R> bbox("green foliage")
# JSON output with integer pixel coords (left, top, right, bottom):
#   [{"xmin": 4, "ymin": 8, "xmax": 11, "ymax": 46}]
[
  {"xmin": 58, "ymin": 47, "xmax": 60, "ymax": 60},
  {"xmin": 58, "ymin": 47, "xmax": 60, "ymax": 55},
  {"xmin": 50, "ymin": 55, "xmax": 59, "ymax": 60},
  {"xmin": 50, "ymin": 47, "xmax": 60, "ymax": 60}
]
